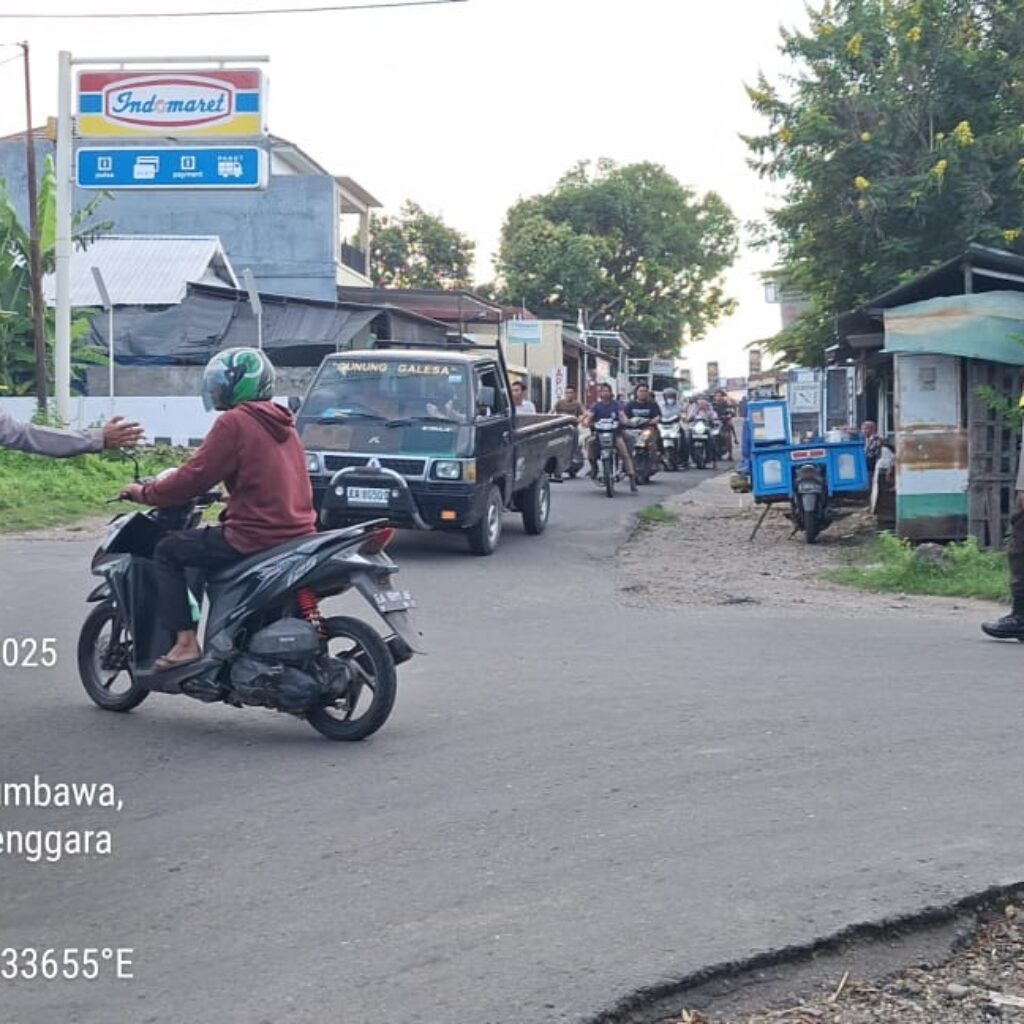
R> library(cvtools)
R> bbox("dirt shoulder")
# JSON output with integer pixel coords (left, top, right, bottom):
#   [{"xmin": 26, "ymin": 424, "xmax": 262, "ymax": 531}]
[{"xmin": 617, "ymin": 472, "xmax": 1004, "ymax": 620}]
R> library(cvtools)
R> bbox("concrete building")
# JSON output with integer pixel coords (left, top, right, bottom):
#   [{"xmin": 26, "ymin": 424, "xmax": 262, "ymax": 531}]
[{"xmin": 0, "ymin": 129, "xmax": 380, "ymax": 301}]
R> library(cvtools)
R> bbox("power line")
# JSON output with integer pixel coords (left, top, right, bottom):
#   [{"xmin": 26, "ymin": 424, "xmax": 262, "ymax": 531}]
[
  {"xmin": 0, "ymin": 52, "xmax": 22, "ymax": 67},
  {"xmin": 0, "ymin": 0, "xmax": 466, "ymax": 19}
]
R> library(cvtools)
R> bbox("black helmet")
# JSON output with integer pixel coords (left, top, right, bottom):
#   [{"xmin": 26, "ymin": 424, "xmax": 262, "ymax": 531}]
[{"xmin": 202, "ymin": 347, "xmax": 275, "ymax": 411}]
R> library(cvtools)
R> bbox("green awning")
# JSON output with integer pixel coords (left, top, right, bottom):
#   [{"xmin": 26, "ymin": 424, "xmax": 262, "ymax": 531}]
[{"xmin": 883, "ymin": 290, "xmax": 1024, "ymax": 365}]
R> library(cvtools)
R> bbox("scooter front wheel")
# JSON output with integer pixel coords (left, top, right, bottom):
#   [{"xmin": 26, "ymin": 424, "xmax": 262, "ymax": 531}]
[
  {"xmin": 77, "ymin": 602, "xmax": 150, "ymax": 712},
  {"xmin": 307, "ymin": 617, "xmax": 397, "ymax": 741}
]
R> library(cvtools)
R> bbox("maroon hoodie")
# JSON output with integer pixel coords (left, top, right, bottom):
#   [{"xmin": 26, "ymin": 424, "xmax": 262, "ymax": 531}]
[{"xmin": 140, "ymin": 401, "xmax": 316, "ymax": 554}]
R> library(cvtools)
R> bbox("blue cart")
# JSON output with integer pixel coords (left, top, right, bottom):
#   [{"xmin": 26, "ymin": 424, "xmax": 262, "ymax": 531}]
[{"xmin": 745, "ymin": 400, "xmax": 868, "ymax": 543}]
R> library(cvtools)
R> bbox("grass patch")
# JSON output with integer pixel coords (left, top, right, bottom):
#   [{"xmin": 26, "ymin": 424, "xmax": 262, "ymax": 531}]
[
  {"xmin": 827, "ymin": 531, "xmax": 1010, "ymax": 602},
  {"xmin": 637, "ymin": 503, "xmax": 680, "ymax": 525},
  {"xmin": 0, "ymin": 447, "xmax": 184, "ymax": 532}
]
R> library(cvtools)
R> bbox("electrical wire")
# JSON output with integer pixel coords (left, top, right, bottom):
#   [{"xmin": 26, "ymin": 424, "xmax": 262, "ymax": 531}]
[
  {"xmin": 0, "ymin": 52, "xmax": 22, "ymax": 68},
  {"xmin": 0, "ymin": 0, "xmax": 466, "ymax": 19}
]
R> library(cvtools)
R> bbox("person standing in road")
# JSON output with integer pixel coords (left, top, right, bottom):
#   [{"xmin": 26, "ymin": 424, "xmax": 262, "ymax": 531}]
[
  {"xmin": 0, "ymin": 408, "xmax": 143, "ymax": 457},
  {"xmin": 552, "ymin": 384, "xmax": 586, "ymax": 420},
  {"xmin": 983, "ymin": 401, "xmax": 1024, "ymax": 640},
  {"xmin": 511, "ymin": 380, "xmax": 536, "ymax": 414}
]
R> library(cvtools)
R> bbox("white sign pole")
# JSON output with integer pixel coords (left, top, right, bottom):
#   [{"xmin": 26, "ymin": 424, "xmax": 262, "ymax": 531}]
[{"xmin": 54, "ymin": 50, "xmax": 73, "ymax": 424}]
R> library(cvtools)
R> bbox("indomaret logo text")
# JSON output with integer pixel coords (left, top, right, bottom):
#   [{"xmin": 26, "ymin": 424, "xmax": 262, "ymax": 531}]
[{"xmin": 103, "ymin": 76, "xmax": 234, "ymax": 129}]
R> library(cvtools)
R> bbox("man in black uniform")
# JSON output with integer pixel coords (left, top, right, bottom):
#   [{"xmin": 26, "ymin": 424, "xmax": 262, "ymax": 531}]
[
  {"xmin": 625, "ymin": 383, "xmax": 662, "ymax": 459},
  {"xmin": 983, "ymin": 398, "xmax": 1024, "ymax": 639}
]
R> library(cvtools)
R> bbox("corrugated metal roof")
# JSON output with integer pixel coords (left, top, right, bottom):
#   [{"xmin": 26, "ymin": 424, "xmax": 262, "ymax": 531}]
[{"xmin": 43, "ymin": 234, "xmax": 238, "ymax": 307}]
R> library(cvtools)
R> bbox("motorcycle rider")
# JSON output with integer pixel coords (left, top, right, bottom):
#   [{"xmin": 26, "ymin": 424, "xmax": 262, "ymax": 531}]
[
  {"xmin": 625, "ymin": 382, "xmax": 663, "ymax": 464},
  {"xmin": 659, "ymin": 386, "xmax": 689, "ymax": 468},
  {"xmin": 583, "ymin": 382, "xmax": 637, "ymax": 492},
  {"xmin": 688, "ymin": 396, "xmax": 720, "ymax": 424},
  {"xmin": 120, "ymin": 347, "xmax": 316, "ymax": 671}
]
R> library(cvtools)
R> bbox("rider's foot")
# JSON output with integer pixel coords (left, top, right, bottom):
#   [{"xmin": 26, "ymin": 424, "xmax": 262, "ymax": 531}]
[
  {"xmin": 981, "ymin": 613, "xmax": 1024, "ymax": 640},
  {"xmin": 587, "ymin": 464, "xmax": 598, "ymax": 480},
  {"xmin": 629, "ymin": 476, "xmax": 638, "ymax": 493}
]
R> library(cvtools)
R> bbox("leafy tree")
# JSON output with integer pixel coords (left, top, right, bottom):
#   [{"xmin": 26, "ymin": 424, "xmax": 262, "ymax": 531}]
[
  {"xmin": 0, "ymin": 154, "xmax": 111, "ymax": 395},
  {"xmin": 368, "ymin": 200, "xmax": 475, "ymax": 290},
  {"xmin": 746, "ymin": 0, "xmax": 1024, "ymax": 365},
  {"xmin": 495, "ymin": 159, "xmax": 738, "ymax": 357}
]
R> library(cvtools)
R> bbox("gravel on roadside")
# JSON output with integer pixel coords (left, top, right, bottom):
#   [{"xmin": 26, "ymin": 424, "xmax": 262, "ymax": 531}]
[
  {"xmin": 663, "ymin": 903, "xmax": 1024, "ymax": 1024},
  {"xmin": 617, "ymin": 471, "xmax": 1005, "ymax": 620}
]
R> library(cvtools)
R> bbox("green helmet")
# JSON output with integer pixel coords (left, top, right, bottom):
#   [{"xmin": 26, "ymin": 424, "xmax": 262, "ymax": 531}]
[{"xmin": 202, "ymin": 347, "xmax": 275, "ymax": 411}]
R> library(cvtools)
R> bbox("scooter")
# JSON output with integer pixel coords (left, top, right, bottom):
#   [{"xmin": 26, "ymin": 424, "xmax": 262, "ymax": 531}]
[
  {"xmin": 629, "ymin": 420, "xmax": 662, "ymax": 485},
  {"xmin": 790, "ymin": 461, "xmax": 829, "ymax": 544},
  {"xmin": 658, "ymin": 415, "xmax": 684, "ymax": 471},
  {"xmin": 77, "ymin": 460, "xmax": 423, "ymax": 741},
  {"xmin": 689, "ymin": 417, "xmax": 719, "ymax": 470}
]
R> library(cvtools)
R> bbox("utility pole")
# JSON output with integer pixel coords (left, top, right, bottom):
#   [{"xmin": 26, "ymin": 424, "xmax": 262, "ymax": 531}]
[{"xmin": 20, "ymin": 42, "xmax": 47, "ymax": 412}]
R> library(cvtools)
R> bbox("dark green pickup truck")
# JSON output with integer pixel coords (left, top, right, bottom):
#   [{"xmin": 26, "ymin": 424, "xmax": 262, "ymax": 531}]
[{"xmin": 296, "ymin": 343, "xmax": 577, "ymax": 555}]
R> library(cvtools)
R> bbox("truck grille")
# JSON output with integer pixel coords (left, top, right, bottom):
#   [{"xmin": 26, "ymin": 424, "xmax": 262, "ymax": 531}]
[{"xmin": 323, "ymin": 455, "xmax": 427, "ymax": 477}]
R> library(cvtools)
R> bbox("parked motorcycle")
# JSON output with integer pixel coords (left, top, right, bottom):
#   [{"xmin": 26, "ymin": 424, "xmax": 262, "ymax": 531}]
[
  {"xmin": 78, "ymin": 460, "xmax": 422, "ymax": 741},
  {"xmin": 658, "ymin": 415, "xmax": 684, "ymax": 471},
  {"xmin": 689, "ymin": 417, "xmax": 719, "ymax": 470},
  {"xmin": 592, "ymin": 418, "xmax": 625, "ymax": 497},
  {"xmin": 790, "ymin": 461, "xmax": 828, "ymax": 544},
  {"xmin": 629, "ymin": 420, "xmax": 662, "ymax": 485}
]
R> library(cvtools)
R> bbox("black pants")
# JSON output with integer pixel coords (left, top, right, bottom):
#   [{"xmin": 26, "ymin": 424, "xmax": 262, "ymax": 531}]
[
  {"xmin": 154, "ymin": 527, "xmax": 244, "ymax": 633},
  {"xmin": 1008, "ymin": 511, "xmax": 1024, "ymax": 610}
]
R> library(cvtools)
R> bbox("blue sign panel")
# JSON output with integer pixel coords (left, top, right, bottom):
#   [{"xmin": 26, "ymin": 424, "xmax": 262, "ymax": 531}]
[{"xmin": 76, "ymin": 146, "xmax": 267, "ymax": 190}]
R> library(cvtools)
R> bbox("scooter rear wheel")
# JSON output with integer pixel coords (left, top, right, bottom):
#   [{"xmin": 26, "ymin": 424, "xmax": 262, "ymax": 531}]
[
  {"xmin": 306, "ymin": 617, "xmax": 397, "ymax": 741},
  {"xmin": 77, "ymin": 602, "xmax": 150, "ymax": 712}
]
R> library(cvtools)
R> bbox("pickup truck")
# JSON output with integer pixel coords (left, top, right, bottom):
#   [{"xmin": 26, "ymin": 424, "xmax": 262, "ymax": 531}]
[{"xmin": 295, "ymin": 342, "xmax": 577, "ymax": 555}]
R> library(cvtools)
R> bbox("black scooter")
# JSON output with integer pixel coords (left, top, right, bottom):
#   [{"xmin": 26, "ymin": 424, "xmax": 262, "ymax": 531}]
[{"xmin": 77, "ymin": 459, "xmax": 423, "ymax": 741}]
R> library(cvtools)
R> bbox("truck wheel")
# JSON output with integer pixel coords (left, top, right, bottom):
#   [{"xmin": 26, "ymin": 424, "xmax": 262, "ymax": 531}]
[
  {"xmin": 521, "ymin": 476, "xmax": 550, "ymax": 535},
  {"xmin": 467, "ymin": 485, "xmax": 503, "ymax": 555}
]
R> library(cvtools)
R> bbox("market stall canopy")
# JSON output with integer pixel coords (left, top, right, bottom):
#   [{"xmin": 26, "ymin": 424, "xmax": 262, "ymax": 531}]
[{"xmin": 883, "ymin": 290, "xmax": 1024, "ymax": 365}]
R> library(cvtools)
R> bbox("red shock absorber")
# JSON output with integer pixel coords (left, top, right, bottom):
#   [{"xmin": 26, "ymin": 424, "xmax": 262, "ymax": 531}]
[{"xmin": 296, "ymin": 588, "xmax": 326, "ymax": 638}]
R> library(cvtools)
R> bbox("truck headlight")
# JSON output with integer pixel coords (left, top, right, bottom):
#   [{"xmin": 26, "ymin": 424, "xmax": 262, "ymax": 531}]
[
  {"xmin": 306, "ymin": 452, "xmax": 322, "ymax": 474},
  {"xmin": 433, "ymin": 460, "xmax": 462, "ymax": 480}
]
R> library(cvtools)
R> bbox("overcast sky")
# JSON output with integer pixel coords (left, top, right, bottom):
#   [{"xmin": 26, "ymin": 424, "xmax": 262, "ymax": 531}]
[{"xmin": 0, "ymin": 0, "xmax": 812, "ymax": 385}]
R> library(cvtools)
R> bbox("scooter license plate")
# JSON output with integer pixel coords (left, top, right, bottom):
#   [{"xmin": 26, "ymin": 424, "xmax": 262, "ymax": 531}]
[
  {"xmin": 370, "ymin": 588, "xmax": 416, "ymax": 613},
  {"xmin": 347, "ymin": 486, "xmax": 390, "ymax": 505},
  {"xmin": 797, "ymin": 481, "xmax": 822, "ymax": 493}
]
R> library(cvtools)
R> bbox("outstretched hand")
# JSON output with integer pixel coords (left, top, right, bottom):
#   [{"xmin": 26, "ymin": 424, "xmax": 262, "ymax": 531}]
[{"xmin": 103, "ymin": 416, "xmax": 144, "ymax": 450}]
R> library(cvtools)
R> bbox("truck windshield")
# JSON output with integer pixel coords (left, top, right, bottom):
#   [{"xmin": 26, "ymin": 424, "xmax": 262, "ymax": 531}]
[{"xmin": 302, "ymin": 358, "xmax": 472, "ymax": 425}]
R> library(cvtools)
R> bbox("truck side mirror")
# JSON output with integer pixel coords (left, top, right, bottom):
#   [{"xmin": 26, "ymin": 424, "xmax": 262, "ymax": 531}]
[
  {"xmin": 288, "ymin": 396, "xmax": 301, "ymax": 413},
  {"xmin": 476, "ymin": 385, "xmax": 495, "ymax": 415}
]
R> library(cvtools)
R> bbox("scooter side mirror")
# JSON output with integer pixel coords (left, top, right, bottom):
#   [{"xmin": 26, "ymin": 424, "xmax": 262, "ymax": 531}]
[
  {"xmin": 288, "ymin": 396, "xmax": 301, "ymax": 413},
  {"xmin": 122, "ymin": 448, "xmax": 141, "ymax": 482}
]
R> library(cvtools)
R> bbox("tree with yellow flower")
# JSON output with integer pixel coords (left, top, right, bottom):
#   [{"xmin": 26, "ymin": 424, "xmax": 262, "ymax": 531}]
[{"xmin": 745, "ymin": 0, "xmax": 1024, "ymax": 365}]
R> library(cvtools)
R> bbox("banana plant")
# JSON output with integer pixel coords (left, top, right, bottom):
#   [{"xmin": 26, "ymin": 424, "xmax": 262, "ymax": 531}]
[{"xmin": 0, "ymin": 154, "xmax": 113, "ymax": 395}]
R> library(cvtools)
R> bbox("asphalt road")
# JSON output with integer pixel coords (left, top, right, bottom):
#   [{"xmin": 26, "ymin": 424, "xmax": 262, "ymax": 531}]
[{"xmin": 2, "ymin": 467, "xmax": 1024, "ymax": 1024}]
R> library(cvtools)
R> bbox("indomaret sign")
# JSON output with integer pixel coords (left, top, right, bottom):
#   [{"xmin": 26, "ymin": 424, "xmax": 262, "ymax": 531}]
[{"xmin": 76, "ymin": 68, "xmax": 266, "ymax": 137}]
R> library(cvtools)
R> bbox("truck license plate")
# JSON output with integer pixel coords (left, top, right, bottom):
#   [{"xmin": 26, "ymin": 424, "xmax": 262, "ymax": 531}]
[{"xmin": 347, "ymin": 486, "xmax": 390, "ymax": 505}]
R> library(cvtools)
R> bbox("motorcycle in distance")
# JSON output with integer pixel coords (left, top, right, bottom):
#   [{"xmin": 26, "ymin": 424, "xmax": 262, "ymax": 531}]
[
  {"xmin": 78, "ymin": 456, "xmax": 423, "ymax": 741},
  {"xmin": 628, "ymin": 418, "xmax": 662, "ymax": 485},
  {"xmin": 717, "ymin": 412, "xmax": 736, "ymax": 461},
  {"xmin": 592, "ymin": 417, "xmax": 625, "ymax": 497},
  {"xmin": 658, "ymin": 414, "xmax": 684, "ymax": 471},
  {"xmin": 689, "ymin": 417, "xmax": 719, "ymax": 470}
]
